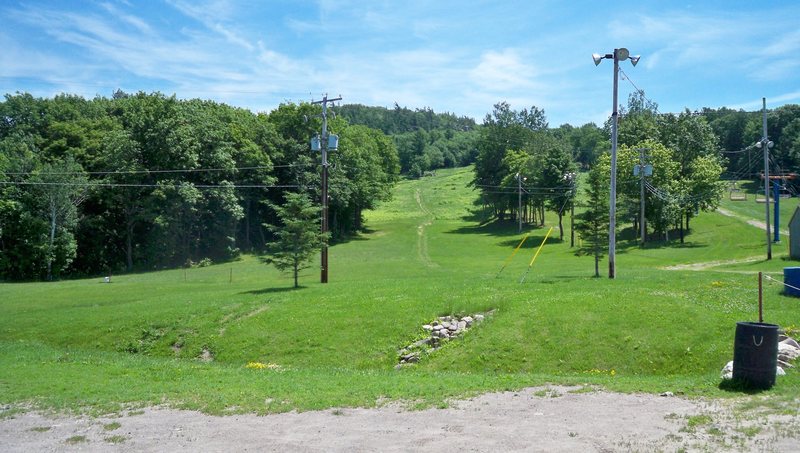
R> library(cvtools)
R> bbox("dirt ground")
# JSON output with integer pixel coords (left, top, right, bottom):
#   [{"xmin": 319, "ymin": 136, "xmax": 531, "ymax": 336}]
[{"xmin": 2, "ymin": 386, "xmax": 798, "ymax": 452}]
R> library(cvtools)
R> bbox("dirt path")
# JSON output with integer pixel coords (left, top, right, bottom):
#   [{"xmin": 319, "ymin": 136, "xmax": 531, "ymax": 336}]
[
  {"xmin": 414, "ymin": 189, "xmax": 437, "ymax": 268},
  {"xmin": 662, "ymin": 256, "xmax": 763, "ymax": 271},
  {"xmin": 2, "ymin": 387, "xmax": 798, "ymax": 452},
  {"xmin": 716, "ymin": 207, "xmax": 789, "ymax": 235}
]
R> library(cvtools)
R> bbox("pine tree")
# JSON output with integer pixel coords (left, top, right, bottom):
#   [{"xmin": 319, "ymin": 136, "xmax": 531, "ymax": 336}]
[
  {"xmin": 575, "ymin": 166, "xmax": 609, "ymax": 277},
  {"xmin": 264, "ymin": 192, "xmax": 328, "ymax": 288}
]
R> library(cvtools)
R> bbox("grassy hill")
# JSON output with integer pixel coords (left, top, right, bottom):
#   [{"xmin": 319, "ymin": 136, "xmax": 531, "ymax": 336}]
[{"xmin": 1, "ymin": 167, "xmax": 798, "ymax": 414}]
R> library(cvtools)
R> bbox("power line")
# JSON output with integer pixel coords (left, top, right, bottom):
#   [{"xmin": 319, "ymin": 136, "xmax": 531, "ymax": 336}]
[
  {"xmin": 1, "ymin": 163, "xmax": 308, "ymax": 177},
  {"xmin": 0, "ymin": 181, "xmax": 297, "ymax": 189}
]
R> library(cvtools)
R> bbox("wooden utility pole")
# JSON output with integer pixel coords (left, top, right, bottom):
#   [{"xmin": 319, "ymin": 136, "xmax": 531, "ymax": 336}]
[{"xmin": 312, "ymin": 94, "xmax": 342, "ymax": 283}]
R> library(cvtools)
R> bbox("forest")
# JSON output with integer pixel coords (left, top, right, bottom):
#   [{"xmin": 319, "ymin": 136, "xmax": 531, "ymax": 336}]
[
  {"xmin": 2, "ymin": 90, "xmax": 800, "ymax": 281},
  {"xmin": 0, "ymin": 92, "xmax": 399, "ymax": 280}
]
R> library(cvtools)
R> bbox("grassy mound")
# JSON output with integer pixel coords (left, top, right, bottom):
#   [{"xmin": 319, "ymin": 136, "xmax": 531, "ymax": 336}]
[{"xmin": 1, "ymin": 167, "xmax": 798, "ymax": 414}]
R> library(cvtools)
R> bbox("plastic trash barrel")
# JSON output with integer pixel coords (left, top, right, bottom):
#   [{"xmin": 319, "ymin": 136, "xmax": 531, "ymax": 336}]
[
  {"xmin": 732, "ymin": 322, "xmax": 779, "ymax": 389},
  {"xmin": 783, "ymin": 267, "xmax": 800, "ymax": 297}
]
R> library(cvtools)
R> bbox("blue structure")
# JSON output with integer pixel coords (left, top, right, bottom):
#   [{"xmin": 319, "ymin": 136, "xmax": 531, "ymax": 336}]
[{"xmin": 784, "ymin": 267, "xmax": 800, "ymax": 297}]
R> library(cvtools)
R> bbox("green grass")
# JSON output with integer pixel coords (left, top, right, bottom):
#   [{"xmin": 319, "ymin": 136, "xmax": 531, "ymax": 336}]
[
  {"xmin": 103, "ymin": 421, "xmax": 121, "ymax": 431},
  {"xmin": 65, "ymin": 435, "xmax": 87, "ymax": 445},
  {"xmin": 104, "ymin": 435, "xmax": 127, "ymax": 444},
  {"xmin": 0, "ymin": 166, "xmax": 798, "ymax": 415}
]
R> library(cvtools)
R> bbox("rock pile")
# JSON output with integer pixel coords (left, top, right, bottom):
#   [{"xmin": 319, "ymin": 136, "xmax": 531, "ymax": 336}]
[
  {"xmin": 396, "ymin": 311, "xmax": 493, "ymax": 367},
  {"xmin": 778, "ymin": 335, "xmax": 800, "ymax": 369},
  {"xmin": 720, "ymin": 333, "xmax": 799, "ymax": 380}
]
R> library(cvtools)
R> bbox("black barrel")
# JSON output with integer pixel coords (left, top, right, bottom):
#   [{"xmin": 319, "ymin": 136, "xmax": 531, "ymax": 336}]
[{"xmin": 732, "ymin": 322, "xmax": 779, "ymax": 389}]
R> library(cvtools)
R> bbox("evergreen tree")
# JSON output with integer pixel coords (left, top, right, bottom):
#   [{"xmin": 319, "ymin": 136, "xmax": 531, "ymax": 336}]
[
  {"xmin": 264, "ymin": 192, "xmax": 328, "ymax": 288},
  {"xmin": 575, "ymin": 166, "xmax": 609, "ymax": 277}
]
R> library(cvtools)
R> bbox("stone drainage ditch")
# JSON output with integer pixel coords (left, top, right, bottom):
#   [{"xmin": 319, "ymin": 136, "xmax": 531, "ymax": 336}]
[{"xmin": 396, "ymin": 310, "xmax": 494, "ymax": 368}]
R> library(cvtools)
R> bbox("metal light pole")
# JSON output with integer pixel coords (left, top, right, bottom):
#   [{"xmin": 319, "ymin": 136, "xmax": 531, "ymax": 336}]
[
  {"xmin": 311, "ymin": 94, "xmax": 341, "ymax": 283},
  {"xmin": 756, "ymin": 97, "xmax": 773, "ymax": 260},
  {"xmin": 593, "ymin": 48, "xmax": 640, "ymax": 278}
]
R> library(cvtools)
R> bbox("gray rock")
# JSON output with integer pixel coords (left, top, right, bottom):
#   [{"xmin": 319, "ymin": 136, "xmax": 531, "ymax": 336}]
[
  {"xmin": 474, "ymin": 314, "xmax": 485, "ymax": 322},
  {"xmin": 463, "ymin": 316, "xmax": 473, "ymax": 327},
  {"xmin": 777, "ymin": 366, "xmax": 786, "ymax": 376},
  {"xmin": 433, "ymin": 324, "xmax": 444, "ymax": 331},
  {"xmin": 778, "ymin": 342, "xmax": 800, "ymax": 360},
  {"xmin": 779, "ymin": 337, "xmax": 799, "ymax": 348},
  {"xmin": 458, "ymin": 321, "xmax": 467, "ymax": 330},
  {"xmin": 659, "ymin": 392, "xmax": 674, "ymax": 397},
  {"xmin": 721, "ymin": 360, "xmax": 734, "ymax": 380},
  {"xmin": 422, "ymin": 324, "xmax": 433, "ymax": 332},
  {"xmin": 413, "ymin": 338, "xmax": 431, "ymax": 348},
  {"xmin": 448, "ymin": 324, "xmax": 458, "ymax": 331}
]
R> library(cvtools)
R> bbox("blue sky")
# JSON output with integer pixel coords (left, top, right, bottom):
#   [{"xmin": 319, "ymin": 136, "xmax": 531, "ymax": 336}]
[{"xmin": 1, "ymin": 0, "xmax": 798, "ymax": 126}]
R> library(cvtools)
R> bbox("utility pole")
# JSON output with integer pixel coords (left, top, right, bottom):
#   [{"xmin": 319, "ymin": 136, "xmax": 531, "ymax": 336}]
[
  {"xmin": 570, "ymin": 184, "xmax": 575, "ymax": 248},
  {"xmin": 636, "ymin": 147, "xmax": 651, "ymax": 246},
  {"xmin": 311, "ymin": 94, "xmax": 342, "ymax": 283},
  {"xmin": 774, "ymin": 180, "xmax": 781, "ymax": 243},
  {"xmin": 516, "ymin": 173, "xmax": 525, "ymax": 233},
  {"xmin": 563, "ymin": 172, "xmax": 576, "ymax": 247},
  {"xmin": 756, "ymin": 97, "xmax": 773, "ymax": 260}
]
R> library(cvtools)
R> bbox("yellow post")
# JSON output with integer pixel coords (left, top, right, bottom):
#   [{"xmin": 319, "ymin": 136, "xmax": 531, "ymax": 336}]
[
  {"xmin": 495, "ymin": 233, "xmax": 529, "ymax": 278},
  {"xmin": 520, "ymin": 227, "xmax": 554, "ymax": 283}
]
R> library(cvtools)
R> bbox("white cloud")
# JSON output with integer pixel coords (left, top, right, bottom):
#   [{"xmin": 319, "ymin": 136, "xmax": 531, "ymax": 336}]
[
  {"xmin": 470, "ymin": 49, "xmax": 541, "ymax": 92},
  {"xmin": 610, "ymin": 9, "xmax": 800, "ymax": 82},
  {"xmin": 166, "ymin": 0, "xmax": 254, "ymax": 51}
]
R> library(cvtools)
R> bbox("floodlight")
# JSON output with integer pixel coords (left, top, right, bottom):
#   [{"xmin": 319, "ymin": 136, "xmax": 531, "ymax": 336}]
[
  {"xmin": 592, "ymin": 53, "xmax": 604, "ymax": 66},
  {"xmin": 629, "ymin": 55, "xmax": 640, "ymax": 66}
]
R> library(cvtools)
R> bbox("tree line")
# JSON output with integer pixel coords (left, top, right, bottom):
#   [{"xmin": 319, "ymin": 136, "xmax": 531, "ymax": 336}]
[
  {"xmin": 337, "ymin": 103, "xmax": 480, "ymax": 177},
  {"xmin": 0, "ymin": 92, "xmax": 399, "ymax": 281},
  {"xmin": 3, "ymin": 89, "xmax": 800, "ymax": 281}
]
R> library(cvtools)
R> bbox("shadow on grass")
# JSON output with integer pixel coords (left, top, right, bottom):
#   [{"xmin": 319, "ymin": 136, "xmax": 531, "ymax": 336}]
[
  {"xmin": 447, "ymin": 219, "xmax": 557, "ymax": 239},
  {"xmin": 609, "ymin": 227, "xmax": 709, "ymax": 254},
  {"xmin": 497, "ymin": 233, "xmax": 562, "ymax": 249},
  {"xmin": 328, "ymin": 227, "xmax": 378, "ymax": 244},
  {"xmin": 718, "ymin": 378, "xmax": 771, "ymax": 394},
  {"xmin": 242, "ymin": 286, "xmax": 304, "ymax": 295}
]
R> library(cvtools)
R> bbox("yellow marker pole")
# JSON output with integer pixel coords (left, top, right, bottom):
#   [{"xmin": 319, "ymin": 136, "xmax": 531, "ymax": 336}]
[
  {"xmin": 495, "ymin": 233, "xmax": 529, "ymax": 278},
  {"xmin": 520, "ymin": 227, "xmax": 553, "ymax": 283}
]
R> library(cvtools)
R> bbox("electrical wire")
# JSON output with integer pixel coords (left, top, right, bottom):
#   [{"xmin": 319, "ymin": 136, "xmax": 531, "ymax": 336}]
[
  {"xmin": 0, "ymin": 181, "xmax": 297, "ymax": 189},
  {"xmin": 764, "ymin": 275, "xmax": 800, "ymax": 294},
  {"xmin": 1, "ymin": 163, "xmax": 309, "ymax": 177}
]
